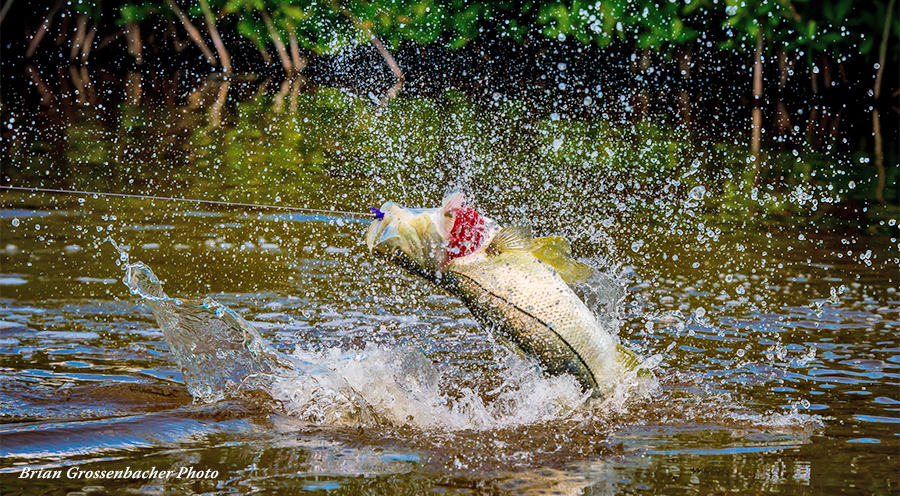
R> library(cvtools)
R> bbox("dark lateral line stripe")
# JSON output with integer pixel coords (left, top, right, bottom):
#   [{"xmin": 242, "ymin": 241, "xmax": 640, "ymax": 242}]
[{"xmin": 451, "ymin": 270, "xmax": 598, "ymax": 390}]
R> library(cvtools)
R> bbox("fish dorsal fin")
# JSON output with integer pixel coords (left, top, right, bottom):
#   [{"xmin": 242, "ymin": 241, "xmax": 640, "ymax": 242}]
[
  {"xmin": 487, "ymin": 227, "xmax": 595, "ymax": 285},
  {"xmin": 486, "ymin": 224, "xmax": 536, "ymax": 255},
  {"xmin": 531, "ymin": 236, "xmax": 594, "ymax": 285}
]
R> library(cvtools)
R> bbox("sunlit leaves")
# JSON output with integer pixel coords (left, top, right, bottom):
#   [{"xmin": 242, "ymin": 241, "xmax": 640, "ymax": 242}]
[
  {"xmin": 118, "ymin": 2, "xmax": 164, "ymax": 25},
  {"xmin": 94, "ymin": 0, "xmax": 895, "ymax": 70}
]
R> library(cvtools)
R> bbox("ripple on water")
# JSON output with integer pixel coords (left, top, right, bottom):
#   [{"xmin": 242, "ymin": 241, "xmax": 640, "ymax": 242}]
[
  {"xmin": 0, "ymin": 320, "xmax": 30, "ymax": 333},
  {"xmin": 0, "ymin": 210, "xmax": 54, "ymax": 219},
  {"xmin": 852, "ymin": 414, "xmax": 900, "ymax": 424}
]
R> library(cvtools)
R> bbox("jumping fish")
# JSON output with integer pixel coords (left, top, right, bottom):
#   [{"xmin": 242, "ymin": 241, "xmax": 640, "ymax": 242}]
[{"xmin": 366, "ymin": 193, "xmax": 648, "ymax": 397}]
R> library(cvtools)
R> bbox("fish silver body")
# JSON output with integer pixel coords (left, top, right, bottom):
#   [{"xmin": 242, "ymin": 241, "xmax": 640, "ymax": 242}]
[{"xmin": 367, "ymin": 194, "xmax": 645, "ymax": 397}]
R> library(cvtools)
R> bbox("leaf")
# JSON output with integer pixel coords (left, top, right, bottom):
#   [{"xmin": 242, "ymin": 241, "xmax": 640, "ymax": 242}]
[{"xmin": 859, "ymin": 35, "xmax": 875, "ymax": 55}]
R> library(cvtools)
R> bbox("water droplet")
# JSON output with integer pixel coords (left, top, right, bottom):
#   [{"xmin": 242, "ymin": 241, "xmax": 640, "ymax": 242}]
[
  {"xmin": 688, "ymin": 186, "xmax": 706, "ymax": 201},
  {"xmin": 10, "ymin": 218, "xmax": 19, "ymax": 227}
]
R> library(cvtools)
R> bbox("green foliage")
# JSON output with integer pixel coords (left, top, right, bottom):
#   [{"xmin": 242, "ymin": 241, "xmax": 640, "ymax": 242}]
[
  {"xmin": 718, "ymin": 0, "xmax": 897, "ymax": 66},
  {"xmin": 808, "ymin": 0, "xmax": 899, "ymax": 64},
  {"xmin": 72, "ymin": 0, "xmax": 104, "ymax": 18},
  {"xmin": 99, "ymin": 0, "xmax": 894, "ymax": 70},
  {"xmin": 118, "ymin": 1, "xmax": 165, "ymax": 25},
  {"xmin": 532, "ymin": 0, "xmax": 703, "ymax": 49},
  {"xmin": 224, "ymin": 0, "xmax": 340, "ymax": 55}
]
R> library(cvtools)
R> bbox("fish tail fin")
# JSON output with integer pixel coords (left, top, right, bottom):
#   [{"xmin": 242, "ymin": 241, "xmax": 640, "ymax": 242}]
[{"xmin": 616, "ymin": 344, "xmax": 653, "ymax": 379}]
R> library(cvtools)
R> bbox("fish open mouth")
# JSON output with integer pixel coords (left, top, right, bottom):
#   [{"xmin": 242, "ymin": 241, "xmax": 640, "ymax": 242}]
[
  {"xmin": 366, "ymin": 200, "xmax": 450, "ymax": 279},
  {"xmin": 366, "ymin": 194, "xmax": 497, "ymax": 271}
]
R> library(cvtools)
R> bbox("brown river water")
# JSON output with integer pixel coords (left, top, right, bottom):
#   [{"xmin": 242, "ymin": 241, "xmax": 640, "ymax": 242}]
[{"xmin": 0, "ymin": 78, "xmax": 897, "ymax": 494}]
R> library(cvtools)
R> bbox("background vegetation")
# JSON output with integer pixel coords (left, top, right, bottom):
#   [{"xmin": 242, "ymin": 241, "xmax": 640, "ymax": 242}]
[{"xmin": 0, "ymin": 0, "xmax": 897, "ymax": 206}]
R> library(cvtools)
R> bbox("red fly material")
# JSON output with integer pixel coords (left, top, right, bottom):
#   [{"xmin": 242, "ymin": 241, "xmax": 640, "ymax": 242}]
[{"xmin": 447, "ymin": 207, "xmax": 486, "ymax": 260}]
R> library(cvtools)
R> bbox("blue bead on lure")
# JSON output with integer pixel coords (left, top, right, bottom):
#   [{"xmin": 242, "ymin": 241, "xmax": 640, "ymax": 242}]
[{"xmin": 370, "ymin": 207, "xmax": 385, "ymax": 220}]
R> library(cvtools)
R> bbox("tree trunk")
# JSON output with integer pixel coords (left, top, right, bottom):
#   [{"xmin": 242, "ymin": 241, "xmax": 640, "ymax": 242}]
[
  {"xmin": 635, "ymin": 48, "xmax": 651, "ymax": 117},
  {"xmin": 289, "ymin": 76, "xmax": 302, "ymax": 114},
  {"xmin": 805, "ymin": 107, "xmax": 819, "ymax": 148},
  {"xmin": 82, "ymin": 66, "xmax": 96, "ymax": 104},
  {"xmin": 126, "ymin": 71, "xmax": 142, "ymax": 106},
  {"xmin": 873, "ymin": 108, "xmax": 886, "ymax": 204},
  {"xmin": 873, "ymin": 0, "xmax": 895, "ymax": 205},
  {"xmin": 369, "ymin": 33, "xmax": 404, "ymax": 102},
  {"xmin": 199, "ymin": 0, "xmax": 231, "ymax": 75},
  {"xmin": 26, "ymin": 0, "xmax": 65, "ymax": 57},
  {"xmin": 209, "ymin": 81, "xmax": 230, "ymax": 128},
  {"xmin": 126, "ymin": 22, "xmax": 143, "ymax": 65},
  {"xmin": 820, "ymin": 54, "xmax": 833, "ymax": 88},
  {"xmin": 69, "ymin": 14, "xmax": 87, "ymax": 61},
  {"xmin": 261, "ymin": 10, "xmax": 293, "ymax": 75},
  {"xmin": 274, "ymin": 77, "xmax": 291, "ymax": 112},
  {"xmin": 98, "ymin": 29, "xmax": 122, "ymax": 50},
  {"xmin": 751, "ymin": 27, "xmax": 764, "ymax": 182},
  {"xmin": 0, "ymin": 0, "xmax": 14, "ymax": 24},
  {"xmin": 69, "ymin": 66, "xmax": 87, "ymax": 104},
  {"xmin": 27, "ymin": 65, "xmax": 53, "ymax": 106},
  {"xmin": 165, "ymin": 19, "xmax": 188, "ymax": 52},
  {"xmin": 80, "ymin": 21, "xmax": 97, "ymax": 61},
  {"xmin": 289, "ymin": 29, "xmax": 306, "ymax": 74},
  {"xmin": 257, "ymin": 43, "xmax": 273, "ymax": 64},
  {"xmin": 332, "ymin": 2, "xmax": 404, "ymax": 102},
  {"xmin": 166, "ymin": 0, "xmax": 217, "ymax": 66},
  {"xmin": 774, "ymin": 50, "xmax": 794, "ymax": 144}
]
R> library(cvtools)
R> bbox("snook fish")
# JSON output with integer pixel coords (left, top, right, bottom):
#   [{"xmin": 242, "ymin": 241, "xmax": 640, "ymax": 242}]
[{"xmin": 366, "ymin": 193, "xmax": 647, "ymax": 397}]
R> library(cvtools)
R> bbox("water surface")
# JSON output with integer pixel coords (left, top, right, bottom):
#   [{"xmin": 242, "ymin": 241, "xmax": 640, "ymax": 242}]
[{"xmin": 1, "ymin": 85, "xmax": 897, "ymax": 495}]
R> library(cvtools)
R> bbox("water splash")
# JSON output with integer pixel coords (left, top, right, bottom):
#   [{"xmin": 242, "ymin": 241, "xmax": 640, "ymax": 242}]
[
  {"xmin": 112, "ymin": 236, "xmax": 665, "ymax": 431},
  {"xmin": 111, "ymin": 239, "xmax": 375, "ymax": 426},
  {"xmin": 109, "ymin": 225, "xmax": 829, "ymax": 439},
  {"xmin": 284, "ymin": 344, "xmax": 598, "ymax": 430}
]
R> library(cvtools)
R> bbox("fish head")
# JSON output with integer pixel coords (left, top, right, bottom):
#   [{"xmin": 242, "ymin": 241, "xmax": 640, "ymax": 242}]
[{"xmin": 366, "ymin": 193, "xmax": 494, "ymax": 282}]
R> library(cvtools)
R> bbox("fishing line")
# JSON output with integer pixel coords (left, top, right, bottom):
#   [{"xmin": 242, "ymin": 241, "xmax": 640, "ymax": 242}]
[{"xmin": 0, "ymin": 185, "xmax": 374, "ymax": 217}]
